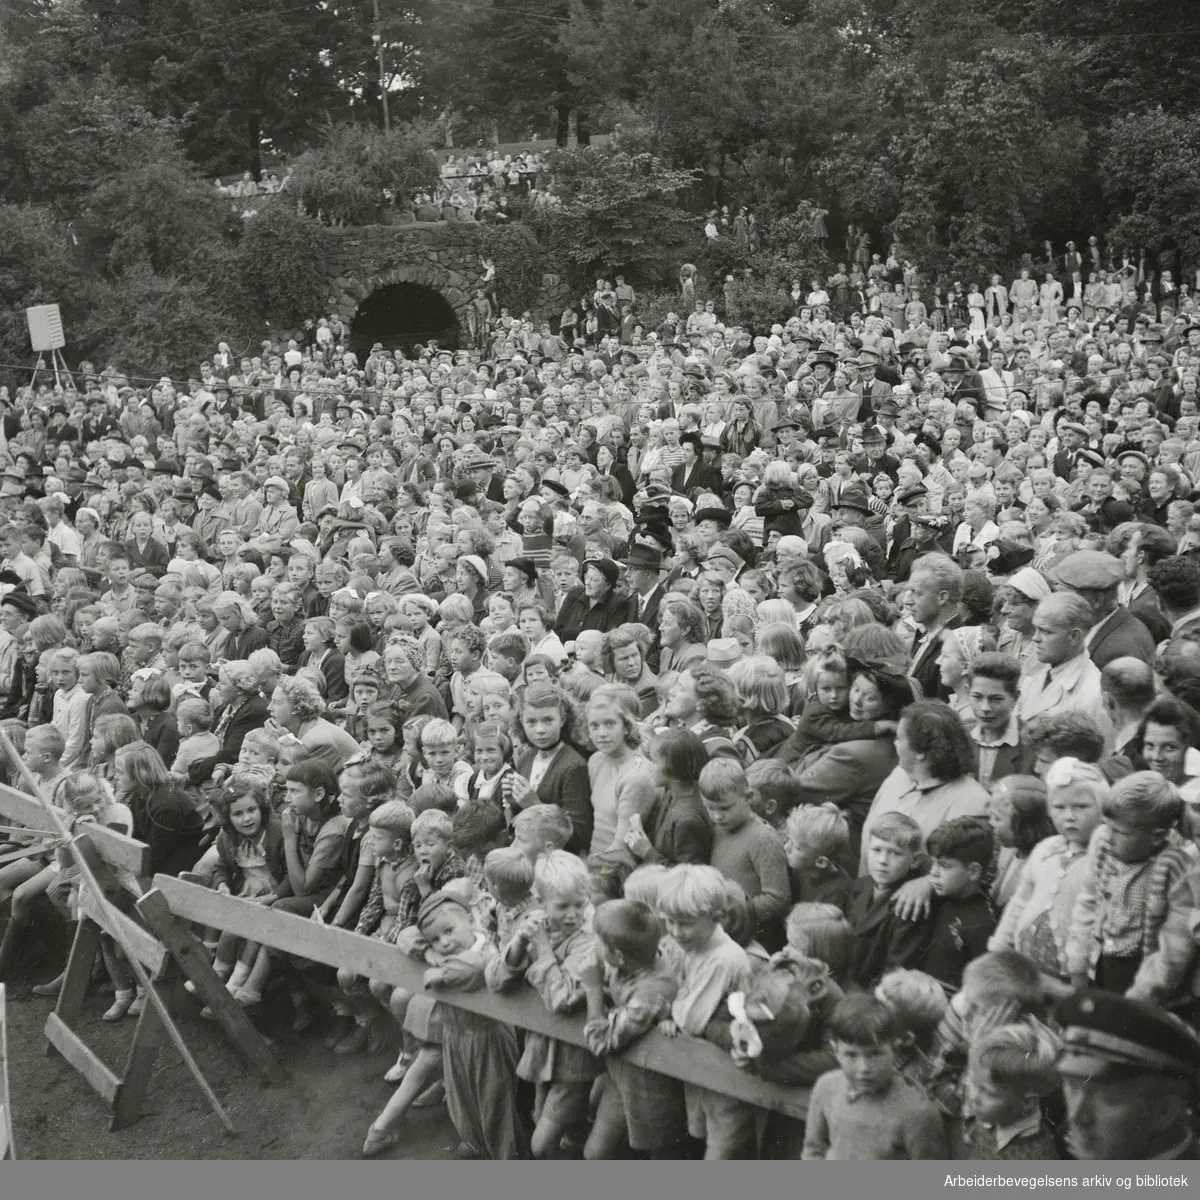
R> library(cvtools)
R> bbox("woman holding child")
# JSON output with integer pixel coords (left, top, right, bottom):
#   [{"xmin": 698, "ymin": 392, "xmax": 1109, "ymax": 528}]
[{"xmin": 787, "ymin": 655, "xmax": 910, "ymax": 850}]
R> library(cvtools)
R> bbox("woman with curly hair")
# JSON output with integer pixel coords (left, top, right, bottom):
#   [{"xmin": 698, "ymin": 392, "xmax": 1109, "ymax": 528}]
[
  {"xmin": 860, "ymin": 699, "xmax": 989, "ymax": 878},
  {"xmin": 267, "ymin": 673, "xmax": 361, "ymax": 772},
  {"xmin": 600, "ymin": 624, "xmax": 657, "ymax": 718},
  {"xmin": 663, "ymin": 661, "xmax": 742, "ymax": 759},
  {"xmin": 656, "ymin": 594, "xmax": 708, "ymax": 675}
]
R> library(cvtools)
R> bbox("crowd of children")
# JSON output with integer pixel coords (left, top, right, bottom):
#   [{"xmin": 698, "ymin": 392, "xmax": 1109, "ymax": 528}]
[{"xmin": 6, "ymin": 273, "xmax": 1200, "ymax": 1160}]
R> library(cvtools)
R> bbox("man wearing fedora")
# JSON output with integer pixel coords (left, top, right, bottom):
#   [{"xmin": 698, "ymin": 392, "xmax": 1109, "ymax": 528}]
[
  {"xmin": 462, "ymin": 446, "xmax": 506, "ymax": 503},
  {"xmin": 855, "ymin": 349, "xmax": 893, "ymax": 421},
  {"xmin": 942, "ymin": 347, "xmax": 985, "ymax": 416},
  {"xmin": 623, "ymin": 543, "xmax": 668, "ymax": 669}
]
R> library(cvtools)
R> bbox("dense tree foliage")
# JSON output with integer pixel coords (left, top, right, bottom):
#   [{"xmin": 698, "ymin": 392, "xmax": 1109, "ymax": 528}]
[{"xmin": 0, "ymin": 0, "xmax": 1198, "ymax": 371}]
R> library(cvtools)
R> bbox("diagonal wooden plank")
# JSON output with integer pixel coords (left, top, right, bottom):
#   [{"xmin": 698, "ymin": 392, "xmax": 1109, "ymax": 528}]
[
  {"xmin": 148, "ymin": 875, "xmax": 811, "ymax": 1119},
  {"xmin": 136, "ymin": 890, "xmax": 288, "ymax": 1088}
]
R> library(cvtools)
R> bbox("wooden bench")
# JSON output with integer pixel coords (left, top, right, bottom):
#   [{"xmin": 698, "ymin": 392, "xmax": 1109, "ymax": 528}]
[{"xmin": 143, "ymin": 874, "xmax": 811, "ymax": 1120}]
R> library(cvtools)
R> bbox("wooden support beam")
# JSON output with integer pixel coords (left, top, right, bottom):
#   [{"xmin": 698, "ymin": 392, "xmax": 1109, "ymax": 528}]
[
  {"xmin": 148, "ymin": 875, "xmax": 811, "ymax": 1120},
  {"xmin": 137, "ymin": 890, "xmax": 287, "ymax": 1088}
]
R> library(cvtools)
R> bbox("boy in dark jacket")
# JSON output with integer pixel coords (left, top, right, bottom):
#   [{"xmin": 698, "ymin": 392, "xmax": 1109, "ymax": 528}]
[
  {"xmin": 846, "ymin": 812, "xmax": 931, "ymax": 988},
  {"xmin": 921, "ymin": 817, "xmax": 996, "ymax": 992}
]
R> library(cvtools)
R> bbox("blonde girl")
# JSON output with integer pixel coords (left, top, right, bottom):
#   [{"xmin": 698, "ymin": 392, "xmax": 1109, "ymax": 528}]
[
  {"xmin": 400, "ymin": 595, "xmax": 441, "ymax": 675},
  {"xmin": 988, "ymin": 758, "xmax": 1106, "ymax": 988},
  {"xmin": 585, "ymin": 683, "xmax": 656, "ymax": 865},
  {"xmin": 728, "ymin": 656, "xmax": 794, "ymax": 763}
]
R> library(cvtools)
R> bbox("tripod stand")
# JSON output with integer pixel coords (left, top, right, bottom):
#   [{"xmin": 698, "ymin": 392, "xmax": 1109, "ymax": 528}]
[{"xmin": 31, "ymin": 347, "xmax": 71, "ymax": 388}]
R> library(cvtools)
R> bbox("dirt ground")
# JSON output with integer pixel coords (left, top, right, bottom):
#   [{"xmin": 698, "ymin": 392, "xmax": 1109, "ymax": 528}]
[{"xmin": 5, "ymin": 946, "xmax": 458, "ymax": 1161}]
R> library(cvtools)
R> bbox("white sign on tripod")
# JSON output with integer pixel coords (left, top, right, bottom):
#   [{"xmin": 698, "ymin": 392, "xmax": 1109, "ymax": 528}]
[{"xmin": 26, "ymin": 304, "xmax": 65, "ymax": 352}]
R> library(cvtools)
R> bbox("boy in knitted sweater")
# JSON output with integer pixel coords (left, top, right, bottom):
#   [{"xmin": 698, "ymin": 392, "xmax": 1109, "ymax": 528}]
[
  {"xmin": 698, "ymin": 759, "xmax": 790, "ymax": 943},
  {"xmin": 1067, "ymin": 772, "xmax": 1194, "ymax": 993},
  {"xmin": 803, "ymin": 994, "xmax": 946, "ymax": 1159}
]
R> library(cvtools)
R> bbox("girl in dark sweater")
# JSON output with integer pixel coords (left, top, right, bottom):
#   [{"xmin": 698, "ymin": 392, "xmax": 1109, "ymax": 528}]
[{"xmin": 623, "ymin": 728, "xmax": 712, "ymax": 867}]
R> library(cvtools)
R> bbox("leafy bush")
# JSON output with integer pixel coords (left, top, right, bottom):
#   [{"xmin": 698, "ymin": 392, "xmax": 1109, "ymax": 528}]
[
  {"xmin": 288, "ymin": 121, "xmax": 442, "ymax": 226},
  {"xmin": 475, "ymin": 222, "xmax": 546, "ymax": 313},
  {"xmin": 237, "ymin": 204, "xmax": 334, "ymax": 327},
  {"xmin": 527, "ymin": 146, "xmax": 700, "ymax": 285}
]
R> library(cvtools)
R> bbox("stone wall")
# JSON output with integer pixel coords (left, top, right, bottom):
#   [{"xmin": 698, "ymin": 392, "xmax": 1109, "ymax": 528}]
[
  {"xmin": 322, "ymin": 223, "xmax": 484, "ymax": 340},
  {"xmin": 321, "ymin": 221, "xmax": 571, "ymax": 337}
]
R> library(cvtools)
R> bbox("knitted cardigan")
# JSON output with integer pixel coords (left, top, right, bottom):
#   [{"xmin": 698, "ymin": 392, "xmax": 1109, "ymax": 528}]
[{"xmin": 1065, "ymin": 824, "xmax": 1194, "ymax": 981}]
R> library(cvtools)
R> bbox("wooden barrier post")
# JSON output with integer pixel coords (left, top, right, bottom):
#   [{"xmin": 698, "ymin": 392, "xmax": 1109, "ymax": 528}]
[
  {"xmin": 136, "ymin": 890, "xmax": 287, "ymax": 1089},
  {"xmin": 144, "ymin": 874, "xmax": 812, "ymax": 1121},
  {"xmin": 0, "ymin": 983, "xmax": 14, "ymax": 1160},
  {"xmin": 0, "ymin": 762, "xmax": 236, "ymax": 1135}
]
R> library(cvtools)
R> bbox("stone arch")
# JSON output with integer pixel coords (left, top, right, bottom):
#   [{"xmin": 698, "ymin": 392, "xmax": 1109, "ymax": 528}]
[{"xmin": 322, "ymin": 227, "xmax": 488, "ymax": 351}]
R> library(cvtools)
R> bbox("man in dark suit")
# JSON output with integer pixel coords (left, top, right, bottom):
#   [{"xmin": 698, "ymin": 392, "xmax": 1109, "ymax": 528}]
[
  {"xmin": 623, "ymin": 543, "xmax": 668, "ymax": 669},
  {"xmin": 1100, "ymin": 657, "xmax": 1157, "ymax": 759},
  {"xmin": 462, "ymin": 447, "xmax": 506, "ymax": 503},
  {"xmin": 671, "ymin": 432, "xmax": 720, "ymax": 498},
  {"xmin": 1052, "ymin": 549, "xmax": 1155, "ymax": 670},
  {"xmin": 942, "ymin": 347, "xmax": 985, "ymax": 417},
  {"xmin": 509, "ymin": 690, "xmax": 593, "ymax": 856},
  {"xmin": 907, "ymin": 554, "xmax": 964, "ymax": 702},
  {"xmin": 855, "ymin": 351, "xmax": 893, "ymax": 422},
  {"xmin": 1121, "ymin": 523, "xmax": 1175, "ymax": 644},
  {"xmin": 1052, "ymin": 420, "xmax": 1088, "ymax": 481}
]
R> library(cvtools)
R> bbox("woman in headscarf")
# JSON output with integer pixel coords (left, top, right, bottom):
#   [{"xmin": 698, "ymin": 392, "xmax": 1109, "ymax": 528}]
[
  {"xmin": 997, "ymin": 567, "xmax": 1051, "ymax": 673},
  {"xmin": 937, "ymin": 625, "xmax": 999, "ymax": 715}
]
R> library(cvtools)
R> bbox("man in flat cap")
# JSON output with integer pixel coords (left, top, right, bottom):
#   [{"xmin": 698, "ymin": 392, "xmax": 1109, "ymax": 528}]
[
  {"xmin": 1053, "ymin": 420, "xmax": 1089, "ymax": 481},
  {"xmin": 1057, "ymin": 989, "xmax": 1200, "ymax": 1159},
  {"xmin": 1052, "ymin": 549, "xmax": 1156, "ymax": 669}
]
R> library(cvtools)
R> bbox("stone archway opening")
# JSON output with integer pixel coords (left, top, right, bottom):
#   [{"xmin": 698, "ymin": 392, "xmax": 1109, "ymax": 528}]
[{"xmin": 350, "ymin": 282, "xmax": 460, "ymax": 356}]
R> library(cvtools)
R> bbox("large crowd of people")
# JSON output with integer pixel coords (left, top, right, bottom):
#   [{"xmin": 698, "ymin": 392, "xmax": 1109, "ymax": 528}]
[{"xmin": 1, "ymin": 235, "xmax": 1200, "ymax": 1163}]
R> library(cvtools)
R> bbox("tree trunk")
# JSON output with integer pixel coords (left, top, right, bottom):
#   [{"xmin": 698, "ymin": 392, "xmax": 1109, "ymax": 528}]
[
  {"xmin": 576, "ymin": 110, "xmax": 591, "ymax": 146},
  {"xmin": 247, "ymin": 112, "xmax": 262, "ymax": 180},
  {"xmin": 555, "ymin": 103, "xmax": 571, "ymax": 148}
]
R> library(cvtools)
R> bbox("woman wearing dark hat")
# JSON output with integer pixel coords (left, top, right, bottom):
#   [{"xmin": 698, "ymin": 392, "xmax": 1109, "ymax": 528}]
[{"xmin": 552, "ymin": 556, "xmax": 628, "ymax": 643}]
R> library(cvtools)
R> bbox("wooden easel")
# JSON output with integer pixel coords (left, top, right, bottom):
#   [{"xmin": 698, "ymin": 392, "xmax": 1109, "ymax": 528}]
[{"xmin": 31, "ymin": 348, "xmax": 71, "ymax": 389}]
